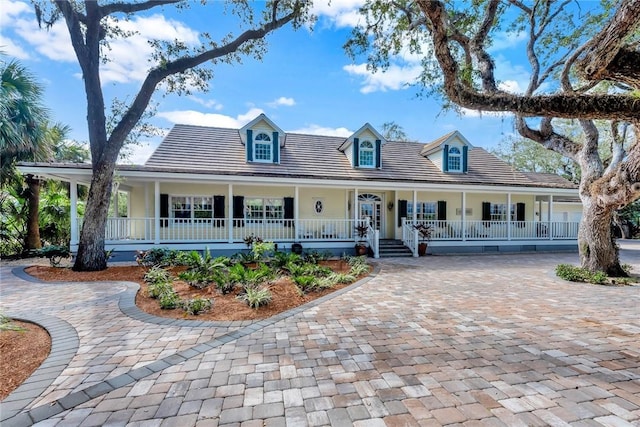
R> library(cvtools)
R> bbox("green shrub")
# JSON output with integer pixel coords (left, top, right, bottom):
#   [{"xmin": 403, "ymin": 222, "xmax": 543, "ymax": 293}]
[
  {"xmin": 303, "ymin": 250, "xmax": 331, "ymax": 264},
  {"xmin": 555, "ymin": 264, "xmax": 614, "ymax": 284},
  {"xmin": 36, "ymin": 245, "xmax": 70, "ymax": 267},
  {"xmin": 144, "ymin": 266, "xmax": 172, "ymax": 285},
  {"xmin": 237, "ymin": 286, "xmax": 272, "ymax": 308},
  {"xmin": 251, "ymin": 241, "xmax": 275, "ymax": 261},
  {"xmin": 293, "ymin": 275, "xmax": 317, "ymax": 293},
  {"xmin": 0, "ymin": 312, "xmax": 25, "ymax": 332},
  {"xmin": 328, "ymin": 272, "xmax": 356, "ymax": 284},
  {"xmin": 349, "ymin": 263, "xmax": 370, "ymax": 277},
  {"xmin": 147, "ymin": 281, "xmax": 174, "ymax": 299},
  {"xmin": 346, "ymin": 255, "xmax": 368, "ymax": 267},
  {"xmin": 590, "ymin": 271, "xmax": 608, "ymax": 285},
  {"xmin": 158, "ymin": 289, "xmax": 179, "ymax": 309},
  {"xmin": 555, "ymin": 264, "xmax": 590, "ymax": 282},
  {"xmin": 136, "ymin": 247, "xmax": 180, "ymax": 267},
  {"xmin": 178, "ymin": 270, "xmax": 212, "ymax": 289},
  {"xmin": 316, "ymin": 276, "xmax": 338, "ymax": 289},
  {"xmin": 271, "ymin": 251, "xmax": 303, "ymax": 271},
  {"xmin": 179, "ymin": 297, "xmax": 213, "ymax": 315}
]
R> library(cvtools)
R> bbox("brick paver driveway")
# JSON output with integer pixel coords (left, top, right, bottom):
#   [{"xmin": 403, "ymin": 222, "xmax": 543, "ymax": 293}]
[{"xmin": 1, "ymin": 242, "xmax": 639, "ymax": 426}]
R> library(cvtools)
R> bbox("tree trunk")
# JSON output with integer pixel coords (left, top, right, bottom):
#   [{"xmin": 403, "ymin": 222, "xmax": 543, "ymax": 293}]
[
  {"xmin": 72, "ymin": 161, "xmax": 115, "ymax": 271},
  {"xmin": 24, "ymin": 174, "xmax": 42, "ymax": 251},
  {"xmin": 578, "ymin": 197, "xmax": 626, "ymax": 276}
]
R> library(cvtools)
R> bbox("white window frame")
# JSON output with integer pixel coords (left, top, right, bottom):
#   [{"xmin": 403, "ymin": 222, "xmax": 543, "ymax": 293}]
[
  {"xmin": 254, "ymin": 132, "xmax": 272, "ymax": 163},
  {"xmin": 170, "ymin": 195, "xmax": 214, "ymax": 223},
  {"xmin": 245, "ymin": 197, "xmax": 284, "ymax": 224},
  {"xmin": 490, "ymin": 203, "xmax": 515, "ymax": 221},
  {"xmin": 408, "ymin": 201, "xmax": 437, "ymax": 221},
  {"xmin": 448, "ymin": 146, "xmax": 462, "ymax": 172},
  {"xmin": 359, "ymin": 140, "xmax": 375, "ymax": 168}
]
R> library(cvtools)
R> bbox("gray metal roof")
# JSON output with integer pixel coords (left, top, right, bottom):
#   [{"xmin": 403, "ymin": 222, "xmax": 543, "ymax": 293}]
[{"xmin": 143, "ymin": 124, "xmax": 576, "ymax": 189}]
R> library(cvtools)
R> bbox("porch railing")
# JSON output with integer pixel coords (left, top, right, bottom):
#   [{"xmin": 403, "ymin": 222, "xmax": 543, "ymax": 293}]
[
  {"xmin": 75, "ymin": 217, "xmax": 579, "ymax": 246},
  {"xmin": 403, "ymin": 219, "xmax": 579, "ymax": 241},
  {"xmin": 79, "ymin": 217, "xmax": 370, "ymax": 244}
]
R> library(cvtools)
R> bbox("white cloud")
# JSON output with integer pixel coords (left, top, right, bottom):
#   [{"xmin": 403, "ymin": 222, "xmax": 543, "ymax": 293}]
[
  {"xmin": 268, "ymin": 97, "xmax": 296, "ymax": 108},
  {"xmin": 343, "ymin": 63, "xmax": 422, "ymax": 94},
  {"xmin": 157, "ymin": 107, "xmax": 265, "ymax": 128},
  {"xmin": 98, "ymin": 14, "xmax": 200, "ymax": 84},
  {"xmin": 0, "ymin": 35, "xmax": 30, "ymax": 60},
  {"xmin": 13, "ymin": 17, "xmax": 76, "ymax": 62},
  {"xmin": 489, "ymin": 31, "xmax": 527, "ymax": 52},
  {"xmin": 311, "ymin": 0, "xmax": 365, "ymax": 28},
  {"xmin": 498, "ymin": 79, "xmax": 523, "ymax": 94},
  {"xmin": 188, "ymin": 95, "xmax": 223, "ymax": 110},
  {"xmin": 0, "ymin": 0, "xmax": 30, "ymax": 28},
  {"xmin": 289, "ymin": 124, "xmax": 352, "ymax": 137},
  {"xmin": 4, "ymin": 4, "xmax": 201, "ymax": 85},
  {"xmin": 493, "ymin": 55, "xmax": 531, "ymax": 94}
]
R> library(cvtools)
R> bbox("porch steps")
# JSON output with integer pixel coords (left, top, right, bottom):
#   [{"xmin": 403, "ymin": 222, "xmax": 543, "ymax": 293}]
[{"xmin": 378, "ymin": 239, "xmax": 413, "ymax": 257}]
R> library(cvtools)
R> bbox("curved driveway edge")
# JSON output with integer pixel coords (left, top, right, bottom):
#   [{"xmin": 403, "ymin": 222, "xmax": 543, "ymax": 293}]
[
  {"xmin": 0, "ymin": 265, "xmax": 379, "ymax": 426},
  {"xmin": 0, "ymin": 313, "xmax": 78, "ymax": 423}
]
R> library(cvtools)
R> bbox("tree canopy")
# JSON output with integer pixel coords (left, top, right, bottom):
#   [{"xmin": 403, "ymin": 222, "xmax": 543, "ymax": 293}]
[
  {"xmin": 347, "ymin": 0, "xmax": 639, "ymax": 274},
  {"xmin": 34, "ymin": 0, "xmax": 312, "ymax": 271}
]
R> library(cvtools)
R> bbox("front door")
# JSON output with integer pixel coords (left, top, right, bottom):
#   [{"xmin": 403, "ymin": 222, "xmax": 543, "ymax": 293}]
[{"xmin": 359, "ymin": 194, "xmax": 383, "ymax": 234}]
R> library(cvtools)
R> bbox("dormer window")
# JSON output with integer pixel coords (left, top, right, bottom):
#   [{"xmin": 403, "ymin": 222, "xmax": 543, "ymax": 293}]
[
  {"xmin": 359, "ymin": 140, "xmax": 375, "ymax": 168},
  {"xmin": 254, "ymin": 133, "xmax": 272, "ymax": 162},
  {"xmin": 447, "ymin": 146, "xmax": 462, "ymax": 172}
]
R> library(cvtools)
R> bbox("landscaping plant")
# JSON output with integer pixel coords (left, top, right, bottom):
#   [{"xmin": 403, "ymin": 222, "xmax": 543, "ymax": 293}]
[
  {"xmin": 237, "ymin": 286, "xmax": 272, "ymax": 309},
  {"xmin": 179, "ymin": 297, "xmax": 213, "ymax": 315}
]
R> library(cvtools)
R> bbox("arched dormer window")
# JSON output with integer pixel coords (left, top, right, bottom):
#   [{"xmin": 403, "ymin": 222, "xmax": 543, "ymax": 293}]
[
  {"xmin": 359, "ymin": 140, "xmax": 375, "ymax": 167},
  {"xmin": 447, "ymin": 146, "xmax": 462, "ymax": 172},
  {"xmin": 254, "ymin": 132, "xmax": 272, "ymax": 162}
]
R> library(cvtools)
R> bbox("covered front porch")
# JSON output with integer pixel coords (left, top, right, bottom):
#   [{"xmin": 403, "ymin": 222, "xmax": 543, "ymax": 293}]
[{"xmin": 27, "ymin": 165, "xmax": 580, "ymax": 258}]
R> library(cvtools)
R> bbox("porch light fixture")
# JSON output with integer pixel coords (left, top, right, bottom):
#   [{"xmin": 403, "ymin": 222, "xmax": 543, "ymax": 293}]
[{"xmin": 387, "ymin": 201, "xmax": 394, "ymax": 211}]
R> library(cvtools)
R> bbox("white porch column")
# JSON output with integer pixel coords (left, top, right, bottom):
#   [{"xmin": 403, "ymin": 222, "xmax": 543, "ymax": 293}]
[
  {"xmin": 144, "ymin": 184, "xmax": 150, "ymax": 240},
  {"xmin": 228, "ymin": 184, "xmax": 234, "ymax": 243},
  {"xmin": 354, "ymin": 188, "xmax": 359, "ymax": 221},
  {"xmin": 70, "ymin": 179, "xmax": 78, "ymax": 246},
  {"xmin": 345, "ymin": 190, "xmax": 349, "ymax": 221},
  {"xmin": 412, "ymin": 190, "xmax": 417, "ymax": 221},
  {"xmin": 112, "ymin": 182, "xmax": 120, "ymax": 218},
  {"xmin": 461, "ymin": 191, "xmax": 466, "ymax": 241},
  {"xmin": 154, "ymin": 181, "xmax": 160, "ymax": 245},
  {"xmin": 549, "ymin": 194, "xmax": 554, "ymax": 240},
  {"xmin": 507, "ymin": 192, "xmax": 512, "ymax": 240},
  {"xmin": 294, "ymin": 186, "xmax": 300, "ymax": 241}
]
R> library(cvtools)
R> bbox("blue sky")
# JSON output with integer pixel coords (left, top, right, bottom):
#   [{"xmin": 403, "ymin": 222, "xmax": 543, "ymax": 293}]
[{"xmin": 1, "ymin": 0, "xmax": 527, "ymax": 164}]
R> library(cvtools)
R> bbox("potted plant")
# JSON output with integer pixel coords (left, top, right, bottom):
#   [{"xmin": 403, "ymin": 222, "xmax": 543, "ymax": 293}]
[
  {"xmin": 354, "ymin": 222, "xmax": 369, "ymax": 256},
  {"xmin": 413, "ymin": 223, "xmax": 432, "ymax": 256}
]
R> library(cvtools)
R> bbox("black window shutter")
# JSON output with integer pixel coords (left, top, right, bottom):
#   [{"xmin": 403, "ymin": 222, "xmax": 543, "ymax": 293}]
[
  {"xmin": 398, "ymin": 200, "xmax": 408, "ymax": 227},
  {"xmin": 482, "ymin": 201, "xmax": 491, "ymax": 226},
  {"xmin": 284, "ymin": 197, "xmax": 294, "ymax": 227},
  {"xmin": 442, "ymin": 144, "xmax": 449, "ymax": 172},
  {"xmin": 214, "ymin": 195, "xmax": 225, "ymax": 226},
  {"xmin": 516, "ymin": 202, "xmax": 526, "ymax": 222},
  {"xmin": 375, "ymin": 139, "xmax": 382, "ymax": 168},
  {"xmin": 246, "ymin": 129, "xmax": 253, "ymax": 162},
  {"xmin": 160, "ymin": 194, "xmax": 169, "ymax": 227},
  {"xmin": 353, "ymin": 138, "xmax": 359, "ymax": 167},
  {"xmin": 233, "ymin": 195, "xmax": 244, "ymax": 227},
  {"xmin": 462, "ymin": 146, "xmax": 468, "ymax": 173},
  {"xmin": 272, "ymin": 131, "xmax": 279, "ymax": 163},
  {"xmin": 437, "ymin": 200, "xmax": 447, "ymax": 221}
]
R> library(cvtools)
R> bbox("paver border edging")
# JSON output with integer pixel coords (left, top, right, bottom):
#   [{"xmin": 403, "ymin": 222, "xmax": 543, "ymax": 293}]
[
  {"xmin": 118, "ymin": 263, "xmax": 380, "ymax": 328},
  {"xmin": 2, "ymin": 264, "xmax": 380, "ymax": 426},
  {"xmin": 0, "ymin": 313, "xmax": 79, "ymax": 424}
]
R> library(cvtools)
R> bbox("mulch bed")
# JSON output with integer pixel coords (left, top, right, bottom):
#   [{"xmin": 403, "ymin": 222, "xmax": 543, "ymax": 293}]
[{"xmin": 24, "ymin": 260, "xmax": 364, "ymax": 321}]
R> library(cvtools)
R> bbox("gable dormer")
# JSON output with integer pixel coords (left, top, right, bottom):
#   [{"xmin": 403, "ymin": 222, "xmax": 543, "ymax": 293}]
[
  {"xmin": 420, "ymin": 131, "xmax": 472, "ymax": 173},
  {"xmin": 338, "ymin": 123, "xmax": 385, "ymax": 169},
  {"xmin": 240, "ymin": 114, "xmax": 285, "ymax": 164}
]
